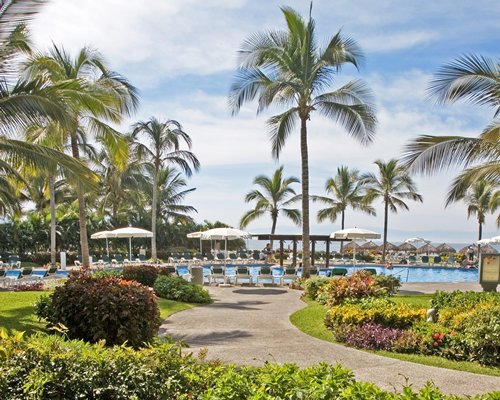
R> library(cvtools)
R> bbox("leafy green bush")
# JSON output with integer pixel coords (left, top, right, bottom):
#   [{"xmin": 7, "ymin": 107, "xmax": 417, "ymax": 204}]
[
  {"xmin": 1, "ymin": 332, "xmax": 492, "ymax": 400},
  {"xmin": 373, "ymin": 274, "xmax": 401, "ymax": 295},
  {"xmin": 154, "ymin": 275, "xmax": 211, "ymax": 303},
  {"xmin": 303, "ymin": 276, "xmax": 330, "ymax": 300},
  {"xmin": 431, "ymin": 290, "xmax": 500, "ymax": 314},
  {"xmin": 123, "ymin": 264, "xmax": 159, "ymax": 286},
  {"xmin": 35, "ymin": 271, "xmax": 161, "ymax": 348},
  {"xmin": 92, "ymin": 268, "xmax": 123, "ymax": 279}
]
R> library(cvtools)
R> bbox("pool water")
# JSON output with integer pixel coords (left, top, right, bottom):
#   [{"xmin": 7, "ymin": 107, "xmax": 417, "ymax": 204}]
[{"xmin": 195, "ymin": 264, "xmax": 478, "ymax": 283}]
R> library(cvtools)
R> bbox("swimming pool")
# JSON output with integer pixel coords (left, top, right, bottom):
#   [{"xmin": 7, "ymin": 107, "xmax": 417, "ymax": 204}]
[{"xmin": 193, "ymin": 264, "xmax": 478, "ymax": 283}]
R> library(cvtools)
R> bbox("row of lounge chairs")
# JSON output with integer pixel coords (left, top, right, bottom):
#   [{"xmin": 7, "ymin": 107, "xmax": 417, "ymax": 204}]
[
  {"xmin": 168, "ymin": 265, "xmax": 360, "ymax": 286},
  {"xmin": 0, "ymin": 267, "xmax": 65, "ymax": 288}
]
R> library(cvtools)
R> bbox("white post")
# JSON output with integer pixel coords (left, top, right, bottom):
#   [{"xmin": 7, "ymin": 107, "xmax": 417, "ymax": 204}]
[{"xmin": 60, "ymin": 252, "xmax": 66, "ymax": 270}]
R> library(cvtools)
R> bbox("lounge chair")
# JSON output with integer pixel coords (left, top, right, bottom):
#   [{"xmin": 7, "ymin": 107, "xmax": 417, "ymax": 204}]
[
  {"xmin": 280, "ymin": 267, "xmax": 298, "ymax": 285},
  {"xmin": 256, "ymin": 266, "xmax": 275, "ymax": 286},
  {"xmin": 176, "ymin": 265, "xmax": 191, "ymax": 281},
  {"xmin": 224, "ymin": 265, "xmax": 237, "ymax": 284},
  {"xmin": 235, "ymin": 266, "xmax": 253, "ymax": 285},
  {"xmin": 318, "ymin": 268, "xmax": 331, "ymax": 277},
  {"xmin": 209, "ymin": 266, "xmax": 226, "ymax": 285},
  {"xmin": 432, "ymin": 256, "xmax": 442, "ymax": 266},
  {"xmin": 216, "ymin": 253, "xmax": 226, "ymax": 262},
  {"xmin": 421, "ymin": 255, "xmax": 429, "ymax": 265},
  {"xmin": 3, "ymin": 269, "xmax": 21, "ymax": 287},
  {"xmin": 331, "ymin": 267, "xmax": 348, "ymax": 276},
  {"xmin": 446, "ymin": 256, "xmax": 456, "ymax": 267},
  {"xmin": 162, "ymin": 265, "xmax": 177, "ymax": 275}
]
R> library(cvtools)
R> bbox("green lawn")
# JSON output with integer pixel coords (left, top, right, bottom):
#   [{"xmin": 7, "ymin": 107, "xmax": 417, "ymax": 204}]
[
  {"xmin": 0, "ymin": 291, "xmax": 197, "ymax": 335},
  {"xmin": 290, "ymin": 296, "xmax": 500, "ymax": 377}
]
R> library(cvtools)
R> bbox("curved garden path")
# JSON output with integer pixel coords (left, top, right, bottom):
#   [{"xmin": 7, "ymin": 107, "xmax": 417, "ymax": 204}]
[{"xmin": 160, "ymin": 284, "xmax": 500, "ymax": 396}]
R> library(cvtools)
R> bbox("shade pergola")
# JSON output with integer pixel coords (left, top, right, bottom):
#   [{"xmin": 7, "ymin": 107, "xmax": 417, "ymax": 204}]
[{"xmin": 435, "ymin": 243, "xmax": 456, "ymax": 254}]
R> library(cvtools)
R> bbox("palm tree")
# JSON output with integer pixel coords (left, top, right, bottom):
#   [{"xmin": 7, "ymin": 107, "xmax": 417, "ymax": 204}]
[
  {"xmin": 312, "ymin": 165, "xmax": 375, "ymax": 251},
  {"xmin": 132, "ymin": 117, "xmax": 200, "ymax": 259},
  {"xmin": 229, "ymin": 5, "xmax": 377, "ymax": 277},
  {"xmin": 361, "ymin": 159, "xmax": 423, "ymax": 262},
  {"xmin": 453, "ymin": 181, "xmax": 498, "ymax": 242},
  {"xmin": 23, "ymin": 45, "xmax": 139, "ymax": 268},
  {"xmin": 403, "ymin": 54, "xmax": 499, "ymax": 202},
  {"xmin": 240, "ymin": 166, "xmax": 301, "ymax": 245}
]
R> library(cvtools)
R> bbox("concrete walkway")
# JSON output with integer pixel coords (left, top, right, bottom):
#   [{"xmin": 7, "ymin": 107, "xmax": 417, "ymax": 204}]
[{"xmin": 161, "ymin": 283, "xmax": 500, "ymax": 396}]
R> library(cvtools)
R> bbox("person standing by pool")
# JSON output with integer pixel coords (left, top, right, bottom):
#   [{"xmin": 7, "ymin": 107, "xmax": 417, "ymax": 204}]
[
  {"xmin": 262, "ymin": 243, "xmax": 273, "ymax": 263},
  {"xmin": 467, "ymin": 246, "xmax": 475, "ymax": 262}
]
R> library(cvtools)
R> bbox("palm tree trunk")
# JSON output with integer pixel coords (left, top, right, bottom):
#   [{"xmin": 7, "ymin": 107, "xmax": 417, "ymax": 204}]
[
  {"xmin": 49, "ymin": 175, "xmax": 56, "ymax": 267},
  {"xmin": 300, "ymin": 117, "xmax": 311, "ymax": 277},
  {"xmin": 70, "ymin": 132, "xmax": 90, "ymax": 269},
  {"xmin": 151, "ymin": 170, "xmax": 158, "ymax": 259},
  {"xmin": 382, "ymin": 199, "xmax": 389, "ymax": 263},
  {"xmin": 340, "ymin": 210, "xmax": 345, "ymax": 253},
  {"xmin": 270, "ymin": 214, "xmax": 277, "ymax": 248}
]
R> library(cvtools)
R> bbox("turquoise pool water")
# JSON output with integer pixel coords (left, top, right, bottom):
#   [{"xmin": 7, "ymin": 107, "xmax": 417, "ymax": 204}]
[{"xmin": 195, "ymin": 264, "xmax": 478, "ymax": 283}]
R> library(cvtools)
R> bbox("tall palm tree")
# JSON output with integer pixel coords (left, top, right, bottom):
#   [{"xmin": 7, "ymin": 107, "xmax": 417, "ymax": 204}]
[
  {"xmin": 361, "ymin": 159, "xmax": 423, "ymax": 262},
  {"xmin": 229, "ymin": 5, "xmax": 377, "ymax": 277},
  {"xmin": 23, "ymin": 45, "xmax": 139, "ymax": 268},
  {"xmin": 454, "ymin": 181, "xmax": 498, "ymax": 241},
  {"xmin": 312, "ymin": 165, "xmax": 375, "ymax": 251},
  {"xmin": 403, "ymin": 54, "xmax": 499, "ymax": 202},
  {"xmin": 240, "ymin": 166, "xmax": 301, "ymax": 245},
  {"xmin": 132, "ymin": 117, "xmax": 200, "ymax": 258}
]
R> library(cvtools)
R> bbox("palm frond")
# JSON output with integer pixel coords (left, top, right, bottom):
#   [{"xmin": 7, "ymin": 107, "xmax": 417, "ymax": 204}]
[{"xmin": 268, "ymin": 108, "xmax": 298, "ymax": 159}]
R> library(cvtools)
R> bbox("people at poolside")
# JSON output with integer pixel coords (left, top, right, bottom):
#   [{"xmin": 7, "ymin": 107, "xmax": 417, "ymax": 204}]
[
  {"xmin": 467, "ymin": 246, "xmax": 475, "ymax": 261},
  {"xmin": 262, "ymin": 243, "xmax": 273, "ymax": 262}
]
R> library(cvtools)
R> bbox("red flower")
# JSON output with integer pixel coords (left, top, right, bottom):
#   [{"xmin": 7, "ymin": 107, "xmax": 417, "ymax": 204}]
[
  {"xmin": 433, "ymin": 333, "xmax": 440, "ymax": 340},
  {"xmin": 433, "ymin": 341, "xmax": 439, "ymax": 347}
]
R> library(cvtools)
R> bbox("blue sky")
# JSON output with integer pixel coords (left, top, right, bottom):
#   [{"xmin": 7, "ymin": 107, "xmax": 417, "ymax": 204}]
[{"xmin": 30, "ymin": 0, "xmax": 500, "ymax": 246}]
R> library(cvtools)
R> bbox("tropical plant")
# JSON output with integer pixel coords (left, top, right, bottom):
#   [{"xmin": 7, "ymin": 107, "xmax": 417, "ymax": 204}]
[
  {"xmin": 229, "ymin": 5, "xmax": 377, "ymax": 276},
  {"xmin": 132, "ymin": 117, "xmax": 200, "ymax": 259},
  {"xmin": 361, "ymin": 159, "xmax": 423, "ymax": 262},
  {"xmin": 23, "ymin": 45, "xmax": 139, "ymax": 268},
  {"xmin": 240, "ymin": 166, "xmax": 300, "ymax": 244},
  {"xmin": 312, "ymin": 166, "xmax": 375, "ymax": 251},
  {"xmin": 402, "ymin": 54, "xmax": 499, "ymax": 223}
]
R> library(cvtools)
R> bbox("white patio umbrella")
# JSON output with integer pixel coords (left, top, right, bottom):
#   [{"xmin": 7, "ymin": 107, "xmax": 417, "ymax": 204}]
[
  {"xmin": 200, "ymin": 228, "xmax": 252, "ymax": 257},
  {"xmin": 477, "ymin": 235, "xmax": 500, "ymax": 245},
  {"xmin": 90, "ymin": 230, "xmax": 114, "ymax": 257},
  {"xmin": 187, "ymin": 231, "xmax": 204, "ymax": 252},
  {"xmin": 108, "ymin": 227, "xmax": 153, "ymax": 260},
  {"xmin": 331, "ymin": 228, "xmax": 381, "ymax": 265},
  {"xmin": 405, "ymin": 237, "xmax": 429, "ymax": 256}
]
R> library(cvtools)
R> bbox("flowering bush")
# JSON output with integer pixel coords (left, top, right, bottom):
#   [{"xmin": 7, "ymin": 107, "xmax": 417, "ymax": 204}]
[
  {"xmin": 35, "ymin": 271, "xmax": 161, "ymax": 348},
  {"xmin": 321, "ymin": 271, "xmax": 385, "ymax": 306},
  {"xmin": 13, "ymin": 281, "xmax": 44, "ymax": 291},
  {"xmin": 342, "ymin": 323, "xmax": 404, "ymax": 351}
]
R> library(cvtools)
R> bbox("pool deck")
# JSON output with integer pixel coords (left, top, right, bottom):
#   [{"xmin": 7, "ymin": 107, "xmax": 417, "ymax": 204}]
[{"xmin": 161, "ymin": 282, "xmax": 500, "ymax": 397}]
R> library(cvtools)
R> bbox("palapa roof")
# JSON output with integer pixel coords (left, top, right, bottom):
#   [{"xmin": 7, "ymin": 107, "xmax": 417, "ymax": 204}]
[{"xmin": 435, "ymin": 243, "xmax": 456, "ymax": 254}]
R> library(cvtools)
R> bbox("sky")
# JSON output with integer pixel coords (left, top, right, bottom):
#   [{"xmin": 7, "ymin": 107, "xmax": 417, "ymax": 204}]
[{"xmin": 29, "ymin": 0, "xmax": 500, "ymax": 247}]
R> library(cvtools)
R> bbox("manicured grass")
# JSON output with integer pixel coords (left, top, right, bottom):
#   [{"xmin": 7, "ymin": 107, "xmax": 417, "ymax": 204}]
[
  {"xmin": 0, "ymin": 291, "xmax": 199, "ymax": 334},
  {"xmin": 290, "ymin": 296, "xmax": 500, "ymax": 377},
  {"xmin": 392, "ymin": 294, "xmax": 432, "ymax": 307}
]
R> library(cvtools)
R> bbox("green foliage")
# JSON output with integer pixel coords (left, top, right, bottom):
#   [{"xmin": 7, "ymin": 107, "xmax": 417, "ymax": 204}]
[
  {"xmin": 2, "ymin": 332, "xmax": 492, "ymax": 399},
  {"xmin": 431, "ymin": 290, "xmax": 500, "ymax": 314},
  {"xmin": 373, "ymin": 274, "xmax": 401, "ymax": 295},
  {"xmin": 154, "ymin": 275, "xmax": 211, "ymax": 303},
  {"xmin": 92, "ymin": 268, "xmax": 123, "ymax": 279},
  {"xmin": 303, "ymin": 276, "xmax": 331, "ymax": 301},
  {"xmin": 122, "ymin": 264, "xmax": 159, "ymax": 286},
  {"xmin": 36, "ymin": 271, "xmax": 161, "ymax": 348}
]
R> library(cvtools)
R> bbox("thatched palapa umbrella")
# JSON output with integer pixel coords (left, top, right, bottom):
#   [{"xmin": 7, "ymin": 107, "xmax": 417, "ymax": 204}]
[
  {"xmin": 378, "ymin": 242, "xmax": 398, "ymax": 252},
  {"xmin": 479, "ymin": 244, "xmax": 498, "ymax": 254},
  {"xmin": 342, "ymin": 241, "xmax": 356, "ymax": 250},
  {"xmin": 418, "ymin": 243, "xmax": 438, "ymax": 255},
  {"xmin": 398, "ymin": 242, "xmax": 416, "ymax": 252},
  {"xmin": 459, "ymin": 245, "xmax": 477, "ymax": 254},
  {"xmin": 435, "ymin": 243, "xmax": 456, "ymax": 254},
  {"xmin": 360, "ymin": 241, "xmax": 379, "ymax": 250}
]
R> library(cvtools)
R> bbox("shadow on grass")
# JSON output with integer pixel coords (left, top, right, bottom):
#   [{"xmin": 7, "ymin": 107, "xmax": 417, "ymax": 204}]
[{"xmin": 0, "ymin": 305, "xmax": 46, "ymax": 335}]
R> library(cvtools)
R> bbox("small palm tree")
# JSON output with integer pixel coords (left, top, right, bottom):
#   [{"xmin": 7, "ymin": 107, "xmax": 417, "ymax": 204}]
[
  {"xmin": 240, "ymin": 166, "xmax": 300, "ymax": 245},
  {"xmin": 312, "ymin": 166, "xmax": 375, "ymax": 251},
  {"xmin": 230, "ymin": 5, "xmax": 377, "ymax": 276},
  {"xmin": 361, "ymin": 159, "xmax": 423, "ymax": 262},
  {"xmin": 132, "ymin": 117, "xmax": 200, "ymax": 258},
  {"xmin": 452, "ymin": 181, "xmax": 498, "ymax": 242}
]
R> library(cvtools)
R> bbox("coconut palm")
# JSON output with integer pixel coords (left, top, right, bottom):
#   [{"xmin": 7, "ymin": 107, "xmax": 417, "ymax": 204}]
[
  {"xmin": 312, "ymin": 166, "xmax": 375, "ymax": 250},
  {"xmin": 402, "ymin": 54, "xmax": 499, "ymax": 203},
  {"xmin": 454, "ymin": 181, "xmax": 498, "ymax": 241},
  {"xmin": 132, "ymin": 117, "xmax": 200, "ymax": 259},
  {"xmin": 240, "ymin": 166, "xmax": 301, "ymax": 245},
  {"xmin": 229, "ymin": 5, "xmax": 377, "ymax": 277},
  {"xmin": 361, "ymin": 159, "xmax": 423, "ymax": 262},
  {"xmin": 23, "ymin": 45, "xmax": 139, "ymax": 268}
]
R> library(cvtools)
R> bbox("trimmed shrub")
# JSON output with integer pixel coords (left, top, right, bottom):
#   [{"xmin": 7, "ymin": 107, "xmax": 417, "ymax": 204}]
[
  {"xmin": 342, "ymin": 323, "xmax": 404, "ymax": 351},
  {"xmin": 431, "ymin": 290, "xmax": 500, "ymax": 315},
  {"xmin": 154, "ymin": 275, "xmax": 211, "ymax": 303},
  {"xmin": 373, "ymin": 274, "xmax": 401, "ymax": 295},
  {"xmin": 325, "ymin": 298, "xmax": 426, "ymax": 330},
  {"xmin": 122, "ymin": 264, "xmax": 159, "ymax": 286},
  {"xmin": 35, "ymin": 271, "xmax": 161, "ymax": 348}
]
